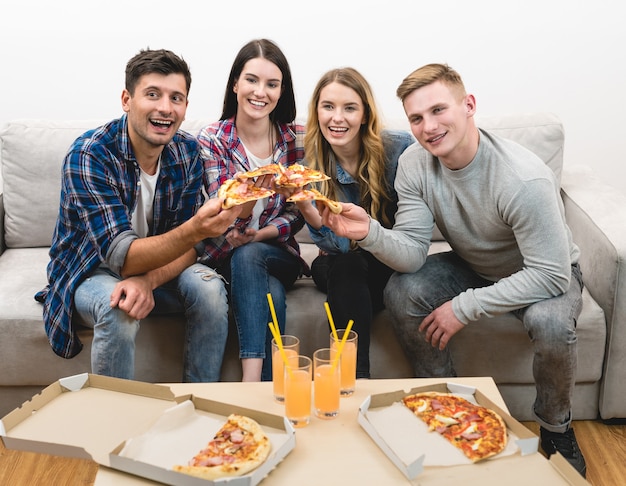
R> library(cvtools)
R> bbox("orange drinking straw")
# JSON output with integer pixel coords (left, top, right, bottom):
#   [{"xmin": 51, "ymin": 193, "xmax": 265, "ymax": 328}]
[
  {"xmin": 331, "ymin": 319, "xmax": 354, "ymax": 372},
  {"xmin": 324, "ymin": 302, "xmax": 339, "ymax": 342}
]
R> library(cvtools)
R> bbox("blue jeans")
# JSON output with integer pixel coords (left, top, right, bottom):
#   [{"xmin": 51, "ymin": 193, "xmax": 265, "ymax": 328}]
[
  {"xmin": 219, "ymin": 242, "xmax": 301, "ymax": 381},
  {"xmin": 384, "ymin": 251, "xmax": 583, "ymax": 432},
  {"xmin": 74, "ymin": 264, "xmax": 229, "ymax": 382}
]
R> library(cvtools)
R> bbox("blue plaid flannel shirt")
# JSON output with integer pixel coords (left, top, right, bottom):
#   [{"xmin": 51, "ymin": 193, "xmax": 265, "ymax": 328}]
[{"xmin": 35, "ymin": 115, "xmax": 204, "ymax": 358}]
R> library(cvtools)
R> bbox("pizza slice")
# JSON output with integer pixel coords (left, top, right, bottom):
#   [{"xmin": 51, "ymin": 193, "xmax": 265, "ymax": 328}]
[
  {"xmin": 173, "ymin": 414, "xmax": 271, "ymax": 480},
  {"xmin": 217, "ymin": 179, "xmax": 275, "ymax": 209},
  {"xmin": 236, "ymin": 163, "xmax": 285, "ymax": 179},
  {"xmin": 402, "ymin": 392, "xmax": 508, "ymax": 462},
  {"xmin": 287, "ymin": 188, "xmax": 343, "ymax": 214},
  {"xmin": 235, "ymin": 162, "xmax": 330, "ymax": 188},
  {"xmin": 274, "ymin": 163, "xmax": 330, "ymax": 188}
]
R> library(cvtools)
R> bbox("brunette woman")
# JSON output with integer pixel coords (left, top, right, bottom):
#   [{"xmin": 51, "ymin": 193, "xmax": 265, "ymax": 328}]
[{"xmin": 198, "ymin": 39, "xmax": 306, "ymax": 382}]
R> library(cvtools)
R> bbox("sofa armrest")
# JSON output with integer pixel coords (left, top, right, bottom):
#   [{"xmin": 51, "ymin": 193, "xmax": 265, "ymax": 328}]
[
  {"xmin": 0, "ymin": 192, "xmax": 5, "ymax": 256},
  {"xmin": 561, "ymin": 164, "xmax": 626, "ymax": 419}
]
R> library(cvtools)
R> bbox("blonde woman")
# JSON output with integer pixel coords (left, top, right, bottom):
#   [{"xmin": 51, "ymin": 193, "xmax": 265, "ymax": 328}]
[{"xmin": 296, "ymin": 67, "xmax": 413, "ymax": 378}]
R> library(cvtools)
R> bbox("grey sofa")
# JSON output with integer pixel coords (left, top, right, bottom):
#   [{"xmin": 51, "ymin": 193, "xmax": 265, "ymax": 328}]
[{"xmin": 1, "ymin": 114, "xmax": 623, "ymax": 422}]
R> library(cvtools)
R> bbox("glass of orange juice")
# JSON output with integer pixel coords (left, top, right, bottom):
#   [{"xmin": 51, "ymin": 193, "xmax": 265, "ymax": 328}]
[
  {"xmin": 284, "ymin": 355, "xmax": 312, "ymax": 428},
  {"xmin": 313, "ymin": 348, "xmax": 340, "ymax": 419},
  {"xmin": 271, "ymin": 335, "xmax": 300, "ymax": 402},
  {"xmin": 330, "ymin": 329, "xmax": 358, "ymax": 396}
]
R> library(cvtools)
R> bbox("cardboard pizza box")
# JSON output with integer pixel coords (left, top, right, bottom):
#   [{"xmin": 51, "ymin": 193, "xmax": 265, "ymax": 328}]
[
  {"xmin": 357, "ymin": 381, "xmax": 588, "ymax": 485},
  {"xmin": 0, "ymin": 373, "xmax": 295, "ymax": 485}
]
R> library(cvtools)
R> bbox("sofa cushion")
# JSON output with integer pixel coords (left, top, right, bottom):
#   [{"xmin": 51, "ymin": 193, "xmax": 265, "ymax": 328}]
[
  {"xmin": 0, "ymin": 248, "xmax": 91, "ymax": 385},
  {"xmin": 0, "ymin": 120, "xmax": 107, "ymax": 248},
  {"xmin": 0, "ymin": 193, "xmax": 5, "ymax": 254}
]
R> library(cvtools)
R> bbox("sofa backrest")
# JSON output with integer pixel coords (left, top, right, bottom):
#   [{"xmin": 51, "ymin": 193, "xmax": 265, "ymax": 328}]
[
  {"xmin": 0, "ymin": 113, "xmax": 563, "ymax": 249},
  {"xmin": 477, "ymin": 112, "xmax": 564, "ymax": 183}
]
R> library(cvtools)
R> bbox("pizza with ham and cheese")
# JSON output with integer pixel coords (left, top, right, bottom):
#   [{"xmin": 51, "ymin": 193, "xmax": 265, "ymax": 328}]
[
  {"xmin": 173, "ymin": 414, "xmax": 271, "ymax": 480},
  {"xmin": 237, "ymin": 163, "xmax": 330, "ymax": 188},
  {"xmin": 402, "ymin": 392, "xmax": 508, "ymax": 462},
  {"xmin": 236, "ymin": 163, "xmax": 285, "ymax": 179},
  {"xmin": 218, "ymin": 163, "xmax": 332, "ymax": 209},
  {"xmin": 287, "ymin": 188, "xmax": 343, "ymax": 214},
  {"xmin": 217, "ymin": 179, "xmax": 275, "ymax": 209},
  {"xmin": 273, "ymin": 163, "xmax": 330, "ymax": 187}
]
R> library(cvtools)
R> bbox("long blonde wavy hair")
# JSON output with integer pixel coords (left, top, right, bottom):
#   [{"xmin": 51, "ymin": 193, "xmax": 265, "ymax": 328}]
[{"xmin": 304, "ymin": 67, "xmax": 393, "ymax": 227}]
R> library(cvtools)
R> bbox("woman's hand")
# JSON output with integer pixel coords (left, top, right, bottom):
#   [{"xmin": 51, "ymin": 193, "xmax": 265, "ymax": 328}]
[{"xmin": 225, "ymin": 227, "xmax": 257, "ymax": 248}]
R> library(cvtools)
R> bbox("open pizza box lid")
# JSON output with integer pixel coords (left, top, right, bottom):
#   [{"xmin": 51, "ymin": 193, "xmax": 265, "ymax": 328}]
[
  {"xmin": 357, "ymin": 381, "xmax": 588, "ymax": 485},
  {"xmin": 0, "ymin": 373, "xmax": 295, "ymax": 485}
]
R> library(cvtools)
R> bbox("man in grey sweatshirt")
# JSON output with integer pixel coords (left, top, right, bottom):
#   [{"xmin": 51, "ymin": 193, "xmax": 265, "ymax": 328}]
[{"xmin": 318, "ymin": 63, "xmax": 586, "ymax": 477}]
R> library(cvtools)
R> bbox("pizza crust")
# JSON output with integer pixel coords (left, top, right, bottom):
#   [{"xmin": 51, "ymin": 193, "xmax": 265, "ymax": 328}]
[
  {"xmin": 217, "ymin": 179, "xmax": 236, "ymax": 208},
  {"xmin": 217, "ymin": 179, "xmax": 275, "ymax": 209},
  {"xmin": 287, "ymin": 188, "xmax": 343, "ymax": 214},
  {"xmin": 173, "ymin": 414, "xmax": 271, "ymax": 480},
  {"xmin": 237, "ymin": 163, "xmax": 285, "ymax": 179}
]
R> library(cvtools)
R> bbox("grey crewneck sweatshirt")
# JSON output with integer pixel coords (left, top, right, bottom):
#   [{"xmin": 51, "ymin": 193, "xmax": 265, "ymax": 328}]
[{"xmin": 359, "ymin": 128, "xmax": 579, "ymax": 324}]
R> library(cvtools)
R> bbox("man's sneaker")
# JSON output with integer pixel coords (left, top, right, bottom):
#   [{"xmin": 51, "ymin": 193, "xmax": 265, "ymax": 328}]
[{"xmin": 540, "ymin": 426, "xmax": 587, "ymax": 478}]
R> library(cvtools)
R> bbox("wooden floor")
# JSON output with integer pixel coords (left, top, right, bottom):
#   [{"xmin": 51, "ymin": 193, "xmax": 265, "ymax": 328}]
[
  {"xmin": 1, "ymin": 419, "xmax": 624, "ymax": 485},
  {"xmin": 522, "ymin": 419, "xmax": 626, "ymax": 486}
]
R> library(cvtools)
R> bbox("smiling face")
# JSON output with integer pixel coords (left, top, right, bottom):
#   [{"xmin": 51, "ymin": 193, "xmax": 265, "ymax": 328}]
[
  {"xmin": 233, "ymin": 57, "xmax": 283, "ymax": 122},
  {"xmin": 122, "ymin": 72, "xmax": 188, "ymax": 154},
  {"xmin": 317, "ymin": 81, "xmax": 366, "ymax": 155},
  {"xmin": 403, "ymin": 80, "xmax": 478, "ymax": 169}
]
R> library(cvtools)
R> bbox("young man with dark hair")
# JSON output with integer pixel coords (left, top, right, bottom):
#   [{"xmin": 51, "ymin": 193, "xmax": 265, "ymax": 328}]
[{"xmin": 37, "ymin": 49, "xmax": 242, "ymax": 382}]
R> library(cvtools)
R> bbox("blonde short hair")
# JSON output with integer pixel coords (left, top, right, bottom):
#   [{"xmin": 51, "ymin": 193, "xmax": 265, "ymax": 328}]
[{"xmin": 396, "ymin": 63, "xmax": 466, "ymax": 102}]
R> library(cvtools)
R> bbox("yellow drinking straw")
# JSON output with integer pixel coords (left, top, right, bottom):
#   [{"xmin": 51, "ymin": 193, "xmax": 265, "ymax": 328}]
[
  {"xmin": 267, "ymin": 293, "xmax": 280, "ymax": 333},
  {"xmin": 267, "ymin": 322, "xmax": 293, "ymax": 377},
  {"xmin": 324, "ymin": 302, "xmax": 339, "ymax": 342},
  {"xmin": 331, "ymin": 319, "xmax": 354, "ymax": 372},
  {"xmin": 266, "ymin": 293, "xmax": 292, "ymax": 376}
]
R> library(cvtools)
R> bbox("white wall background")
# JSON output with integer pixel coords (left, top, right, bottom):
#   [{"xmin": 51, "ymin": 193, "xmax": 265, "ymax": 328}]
[{"xmin": 1, "ymin": 0, "xmax": 625, "ymax": 193}]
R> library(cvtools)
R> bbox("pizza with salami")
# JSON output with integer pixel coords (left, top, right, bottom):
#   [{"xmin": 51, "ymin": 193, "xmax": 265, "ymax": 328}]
[
  {"xmin": 287, "ymin": 188, "xmax": 343, "ymax": 214},
  {"xmin": 218, "ymin": 163, "xmax": 331, "ymax": 209},
  {"xmin": 402, "ymin": 392, "xmax": 508, "ymax": 462},
  {"xmin": 236, "ymin": 163, "xmax": 285, "ymax": 179},
  {"xmin": 273, "ymin": 163, "xmax": 330, "ymax": 187},
  {"xmin": 217, "ymin": 179, "xmax": 275, "ymax": 209},
  {"xmin": 237, "ymin": 163, "xmax": 330, "ymax": 188},
  {"xmin": 173, "ymin": 414, "xmax": 271, "ymax": 480}
]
